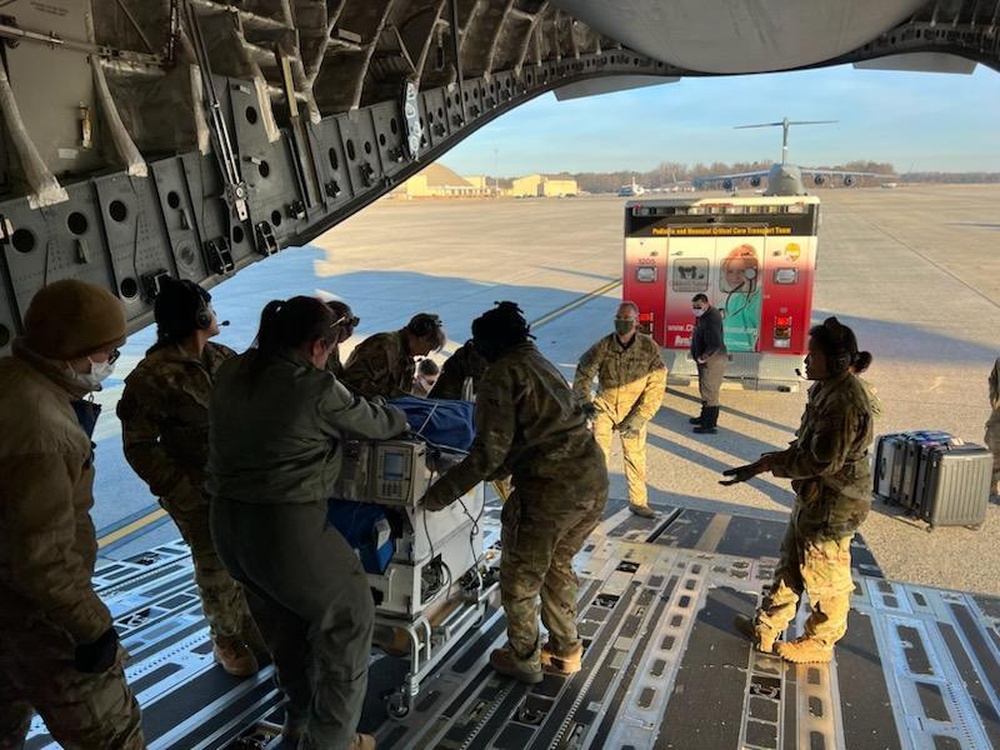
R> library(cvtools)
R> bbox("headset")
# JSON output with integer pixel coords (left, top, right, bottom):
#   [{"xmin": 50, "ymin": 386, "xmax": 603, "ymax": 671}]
[
  {"xmin": 817, "ymin": 318, "xmax": 856, "ymax": 374},
  {"xmin": 194, "ymin": 295, "xmax": 213, "ymax": 330}
]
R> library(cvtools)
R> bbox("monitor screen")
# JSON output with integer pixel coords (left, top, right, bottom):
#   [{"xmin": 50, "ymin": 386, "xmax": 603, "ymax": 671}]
[{"xmin": 383, "ymin": 450, "xmax": 406, "ymax": 481}]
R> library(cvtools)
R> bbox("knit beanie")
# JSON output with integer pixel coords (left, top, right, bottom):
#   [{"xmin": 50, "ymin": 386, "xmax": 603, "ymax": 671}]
[
  {"xmin": 155, "ymin": 277, "xmax": 211, "ymax": 341},
  {"xmin": 23, "ymin": 279, "xmax": 126, "ymax": 360}
]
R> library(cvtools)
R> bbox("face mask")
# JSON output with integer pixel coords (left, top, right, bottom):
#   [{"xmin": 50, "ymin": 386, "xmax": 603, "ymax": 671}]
[
  {"xmin": 614, "ymin": 319, "xmax": 635, "ymax": 336},
  {"xmin": 693, "ymin": 308, "xmax": 706, "ymax": 317},
  {"xmin": 69, "ymin": 357, "xmax": 116, "ymax": 391}
]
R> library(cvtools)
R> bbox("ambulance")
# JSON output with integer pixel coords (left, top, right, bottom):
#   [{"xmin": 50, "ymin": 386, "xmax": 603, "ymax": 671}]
[{"xmin": 623, "ymin": 195, "xmax": 821, "ymax": 384}]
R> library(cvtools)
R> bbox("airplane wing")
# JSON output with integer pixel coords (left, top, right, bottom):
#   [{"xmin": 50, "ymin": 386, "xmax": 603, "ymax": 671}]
[
  {"xmin": 692, "ymin": 171, "xmax": 769, "ymax": 188},
  {"xmin": 800, "ymin": 168, "xmax": 896, "ymax": 186}
]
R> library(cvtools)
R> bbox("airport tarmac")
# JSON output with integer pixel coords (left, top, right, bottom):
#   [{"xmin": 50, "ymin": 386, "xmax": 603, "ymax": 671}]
[{"xmin": 311, "ymin": 184, "xmax": 1000, "ymax": 596}]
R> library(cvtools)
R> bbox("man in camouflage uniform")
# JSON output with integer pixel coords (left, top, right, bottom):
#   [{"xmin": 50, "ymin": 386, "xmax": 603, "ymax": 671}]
[
  {"xmin": 324, "ymin": 299, "xmax": 359, "ymax": 378},
  {"xmin": 723, "ymin": 317, "xmax": 874, "ymax": 664},
  {"xmin": 428, "ymin": 339, "xmax": 488, "ymax": 400},
  {"xmin": 341, "ymin": 312, "xmax": 445, "ymax": 398},
  {"xmin": 573, "ymin": 301, "xmax": 666, "ymax": 518},
  {"xmin": 422, "ymin": 302, "xmax": 608, "ymax": 683},
  {"xmin": 117, "ymin": 278, "xmax": 260, "ymax": 677},
  {"xmin": 0, "ymin": 280, "xmax": 145, "ymax": 749},
  {"xmin": 985, "ymin": 357, "xmax": 1000, "ymax": 497}
]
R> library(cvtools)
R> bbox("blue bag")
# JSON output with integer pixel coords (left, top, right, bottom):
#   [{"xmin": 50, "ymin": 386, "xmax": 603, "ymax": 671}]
[
  {"xmin": 389, "ymin": 396, "xmax": 475, "ymax": 452},
  {"xmin": 327, "ymin": 499, "xmax": 394, "ymax": 574}
]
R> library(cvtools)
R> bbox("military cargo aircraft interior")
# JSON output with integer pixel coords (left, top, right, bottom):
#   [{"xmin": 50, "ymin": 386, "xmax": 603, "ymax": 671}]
[{"xmin": 3, "ymin": 2, "xmax": 1000, "ymax": 749}]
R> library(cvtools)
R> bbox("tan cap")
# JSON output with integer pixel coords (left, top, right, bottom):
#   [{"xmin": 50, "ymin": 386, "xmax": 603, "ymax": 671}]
[{"xmin": 23, "ymin": 279, "xmax": 127, "ymax": 360}]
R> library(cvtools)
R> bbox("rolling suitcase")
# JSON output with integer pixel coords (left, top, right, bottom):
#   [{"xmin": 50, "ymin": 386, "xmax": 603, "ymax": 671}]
[
  {"xmin": 918, "ymin": 443, "xmax": 992, "ymax": 529},
  {"xmin": 873, "ymin": 433, "xmax": 911, "ymax": 502},
  {"xmin": 900, "ymin": 431, "xmax": 953, "ymax": 509}
]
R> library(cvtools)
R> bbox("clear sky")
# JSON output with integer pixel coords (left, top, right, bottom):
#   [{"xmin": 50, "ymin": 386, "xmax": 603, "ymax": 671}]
[{"xmin": 441, "ymin": 62, "xmax": 1000, "ymax": 176}]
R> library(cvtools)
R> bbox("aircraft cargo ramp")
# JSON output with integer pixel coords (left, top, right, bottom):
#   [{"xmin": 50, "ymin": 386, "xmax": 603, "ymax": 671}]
[{"xmin": 26, "ymin": 497, "xmax": 1000, "ymax": 750}]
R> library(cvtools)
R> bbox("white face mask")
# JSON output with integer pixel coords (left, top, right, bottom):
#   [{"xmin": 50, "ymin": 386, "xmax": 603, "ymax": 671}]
[
  {"xmin": 693, "ymin": 307, "xmax": 706, "ymax": 317},
  {"xmin": 69, "ymin": 357, "xmax": 117, "ymax": 391}
]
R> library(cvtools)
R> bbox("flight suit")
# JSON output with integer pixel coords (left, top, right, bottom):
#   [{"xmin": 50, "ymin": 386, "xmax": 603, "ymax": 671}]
[
  {"xmin": 340, "ymin": 329, "xmax": 414, "ymax": 398},
  {"xmin": 985, "ymin": 358, "xmax": 1000, "ymax": 495},
  {"xmin": 117, "ymin": 342, "xmax": 256, "ymax": 655},
  {"xmin": 423, "ymin": 342, "xmax": 609, "ymax": 664},
  {"xmin": 208, "ymin": 349, "xmax": 407, "ymax": 749},
  {"xmin": 0, "ymin": 342, "xmax": 144, "ymax": 749},
  {"xmin": 755, "ymin": 371, "xmax": 874, "ymax": 648},
  {"xmin": 573, "ymin": 333, "xmax": 666, "ymax": 508}
]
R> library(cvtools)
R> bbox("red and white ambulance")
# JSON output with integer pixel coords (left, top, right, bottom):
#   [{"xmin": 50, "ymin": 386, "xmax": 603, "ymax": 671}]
[{"xmin": 623, "ymin": 195, "xmax": 820, "ymax": 384}]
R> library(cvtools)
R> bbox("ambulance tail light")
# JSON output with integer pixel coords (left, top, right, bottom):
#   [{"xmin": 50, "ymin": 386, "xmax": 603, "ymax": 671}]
[
  {"xmin": 639, "ymin": 311, "xmax": 654, "ymax": 335},
  {"xmin": 773, "ymin": 315, "xmax": 792, "ymax": 348}
]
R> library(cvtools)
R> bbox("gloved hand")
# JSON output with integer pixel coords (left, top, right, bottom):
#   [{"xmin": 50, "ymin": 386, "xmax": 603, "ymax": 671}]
[
  {"xmin": 74, "ymin": 627, "xmax": 120, "ymax": 673},
  {"xmin": 580, "ymin": 402, "xmax": 598, "ymax": 420},
  {"xmin": 619, "ymin": 415, "xmax": 645, "ymax": 439},
  {"xmin": 720, "ymin": 456, "xmax": 772, "ymax": 486},
  {"xmin": 420, "ymin": 484, "xmax": 454, "ymax": 512}
]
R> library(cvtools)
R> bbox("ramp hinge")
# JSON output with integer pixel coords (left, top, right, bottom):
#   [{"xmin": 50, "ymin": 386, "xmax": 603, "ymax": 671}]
[{"xmin": 254, "ymin": 222, "xmax": 278, "ymax": 256}]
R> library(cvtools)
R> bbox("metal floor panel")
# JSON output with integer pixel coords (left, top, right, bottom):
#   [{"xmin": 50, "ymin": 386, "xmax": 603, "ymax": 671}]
[{"xmin": 25, "ymin": 503, "xmax": 1000, "ymax": 750}]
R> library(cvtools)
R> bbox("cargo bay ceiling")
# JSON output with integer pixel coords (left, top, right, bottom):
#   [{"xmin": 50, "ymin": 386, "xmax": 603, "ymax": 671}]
[{"xmin": 0, "ymin": 0, "xmax": 998, "ymax": 348}]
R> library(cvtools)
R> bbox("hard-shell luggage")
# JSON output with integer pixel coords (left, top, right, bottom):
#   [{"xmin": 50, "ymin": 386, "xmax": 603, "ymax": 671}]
[
  {"xmin": 873, "ymin": 433, "xmax": 910, "ymax": 502},
  {"xmin": 919, "ymin": 444, "xmax": 992, "ymax": 529},
  {"xmin": 900, "ymin": 431, "xmax": 953, "ymax": 509}
]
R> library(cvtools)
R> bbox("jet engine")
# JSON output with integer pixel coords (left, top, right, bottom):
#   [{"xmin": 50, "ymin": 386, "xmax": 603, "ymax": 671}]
[
  {"xmin": 749, "ymin": 176, "xmax": 761, "ymax": 187},
  {"xmin": 722, "ymin": 179, "xmax": 734, "ymax": 191},
  {"xmin": 813, "ymin": 175, "xmax": 826, "ymax": 185},
  {"xmin": 843, "ymin": 175, "xmax": 855, "ymax": 187}
]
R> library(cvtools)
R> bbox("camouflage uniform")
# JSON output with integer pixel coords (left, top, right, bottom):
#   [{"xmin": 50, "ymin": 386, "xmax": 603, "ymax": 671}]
[
  {"xmin": 573, "ymin": 333, "xmax": 666, "ymax": 507},
  {"xmin": 117, "ymin": 342, "xmax": 254, "ymax": 650},
  {"xmin": 429, "ymin": 341, "xmax": 488, "ymax": 401},
  {"xmin": 985, "ymin": 358, "xmax": 1000, "ymax": 495},
  {"xmin": 755, "ymin": 371, "xmax": 873, "ymax": 648},
  {"xmin": 208, "ymin": 349, "xmax": 407, "ymax": 749},
  {"xmin": 340, "ymin": 329, "xmax": 414, "ymax": 398},
  {"xmin": 0, "ymin": 342, "xmax": 144, "ymax": 749},
  {"xmin": 423, "ymin": 342, "xmax": 609, "ymax": 662},
  {"xmin": 325, "ymin": 346, "xmax": 344, "ymax": 378}
]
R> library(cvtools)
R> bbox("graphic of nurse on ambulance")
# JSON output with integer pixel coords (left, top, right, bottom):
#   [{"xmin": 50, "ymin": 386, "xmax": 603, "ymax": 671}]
[{"xmin": 721, "ymin": 243, "xmax": 762, "ymax": 352}]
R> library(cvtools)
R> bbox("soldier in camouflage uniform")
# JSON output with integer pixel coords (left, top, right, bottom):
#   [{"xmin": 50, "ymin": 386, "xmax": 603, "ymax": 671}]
[
  {"xmin": 985, "ymin": 357, "xmax": 1000, "ymax": 497},
  {"xmin": 428, "ymin": 339, "xmax": 488, "ymax": 400},
  {"xmin": 323, "ymin": 299, "xmax": 359, "ymax": 378},
  {"xmin": 340, "ymin": 312, "xmax": 445, "ymax": 398},
  {"xmin": 573, "ymin": 301, "xmax": 666, "ymax": 518},
  {"xmin": 422, "ymin": 302, "xmax": 609, "ymax": 683},
  {"xmin": 117, "ymin": 278, "xmax": 260, "ymax": 677},
  {"xmin": 723, "ymin": 317, "xmax": 874, "ymax": 664},
  {"xmin": 0, "ymin": 280, "xmax": 145, "ymax": 749}
]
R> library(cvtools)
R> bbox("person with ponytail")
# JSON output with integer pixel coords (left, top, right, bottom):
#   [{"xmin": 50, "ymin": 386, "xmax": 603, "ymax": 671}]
[
  {"xmin": 207, "ymin": 295, "xmax": 407, "ymax": 750},
  {"xmin": 721, "ymin": 317, "xmax": 875, "ymax": 666},
  {"xmin": 421, "ymin": 301, "xmax": 608, "ymax": 685},
  {"xmin": 117, "ymin": 277, "xmax": 263, "ymax": 678}
]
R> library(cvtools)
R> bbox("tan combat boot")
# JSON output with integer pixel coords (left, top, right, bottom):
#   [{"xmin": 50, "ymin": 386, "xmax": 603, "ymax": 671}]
[
  {"xmin": 776, "ymin": 637, "xmax": 833, "ymax": 664},
  {"xmin": 489, "ymin": 646, "xmax": 543, "ymax": 684},
  {"xmin": 732, "ymin": 614, "xmax": 777, "ymax": 654},
  {"xmin": 212, "ymin": 635, "xmax": 260, "ymax": 677},
  {"xmin": 540, "ymin": 642, "xmax": 583, "ymax": 675},
  {"xmin": 349, "ymin": 733, "xmax": 376, "ymax": 749}
]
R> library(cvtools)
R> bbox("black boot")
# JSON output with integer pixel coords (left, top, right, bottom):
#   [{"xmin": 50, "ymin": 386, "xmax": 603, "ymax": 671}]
[
  {"xmin": 689, "ymin": 402, "xmax": 706, "ymax": 425},
  {"xmin": 693, "ymin": 406, "xmax": 719, "ymax": 434}
]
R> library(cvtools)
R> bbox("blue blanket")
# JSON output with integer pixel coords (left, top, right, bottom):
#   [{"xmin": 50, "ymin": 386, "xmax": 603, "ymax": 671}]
[{"xmin": 389, "ymin": 396, "xmax": 475, "ymax": 452}]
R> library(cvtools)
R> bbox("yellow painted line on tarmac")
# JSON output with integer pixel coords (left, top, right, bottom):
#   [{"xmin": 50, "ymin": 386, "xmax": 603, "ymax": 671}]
[
  {"xmin": 98, "ymin": 508, "xmax": 168, "ymax": 549},
  {"xmin": 530, "ymin": 278, "xmax": 621, "ymax": 330}
]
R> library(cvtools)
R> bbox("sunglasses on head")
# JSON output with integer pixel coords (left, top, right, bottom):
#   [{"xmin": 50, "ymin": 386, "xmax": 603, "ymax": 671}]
[{"xmin": 332, "ymin": 314, "xmax": 360, "ymax": 329}]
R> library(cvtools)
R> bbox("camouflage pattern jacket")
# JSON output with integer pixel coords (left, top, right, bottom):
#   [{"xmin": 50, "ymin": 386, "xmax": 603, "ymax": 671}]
[
  {"xmin": 117, "ymin": 342, "xmax": 236, "ymax": 505},
  {"xmin": 424, "ymin": 342, "xmax": 608, "ymax": 508},
  {"xmin": 0, "ymin": 341, "xmax": 112, "ymax": 643},
  {"xmin": 769, "ymin": 371, "xmax": 874, "ymax": 539},
  {"xmin": 341, "ymin": 329, "xmax": 414, "ymax": 399},
  {"xmin": 572, "ymin": 333, "xmax": 667, "ymax": 425},
  {"xmin": 208, "ymin": 349, "xmax": 407, "ymax": 505},
  {"xmin": 429, "ymin": 341, "xmax": 487, "ymax": 401}
]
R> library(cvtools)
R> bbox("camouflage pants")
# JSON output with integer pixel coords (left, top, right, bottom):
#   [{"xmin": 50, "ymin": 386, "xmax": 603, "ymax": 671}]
[
  {"xmin": 984, "ymin": 419, "xmax": 1000, "ymax": 493},
  {"xmin": 0, "ymin": 616, "xmax": 144, "ymax": 750},
  {"xmin": 500, "ymin": 484, "xmax": 607, "ymax": 659},
  {"xmin": 593, "ymin": 411, "xmax": 648, "ymax": 506},
  {"xmin": 756, "ymin": 518, "xmax": 855, "ymax": 647},
  {"xmin": 163, "ymin": 494, "xmax": 252, "ymax": 642}
]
